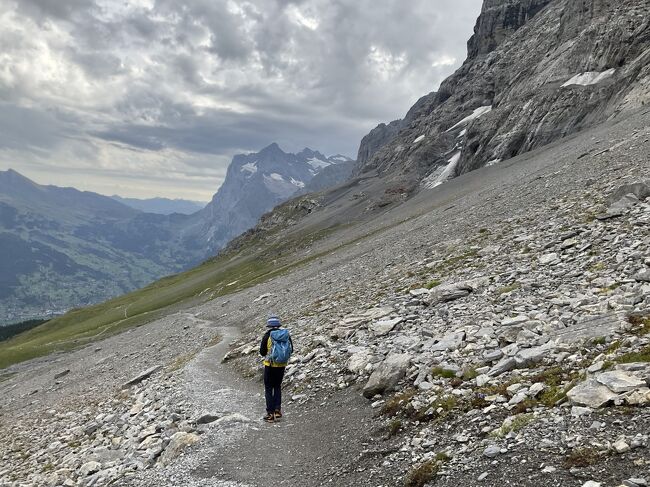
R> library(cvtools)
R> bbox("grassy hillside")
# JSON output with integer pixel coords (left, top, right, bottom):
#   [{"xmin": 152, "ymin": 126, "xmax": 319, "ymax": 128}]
[{"xmin": 0, "ymin": 212, "xmax": 347, "ymax": 369}]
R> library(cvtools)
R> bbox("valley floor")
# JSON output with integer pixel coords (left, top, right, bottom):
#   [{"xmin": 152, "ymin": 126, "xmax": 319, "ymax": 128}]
[{"xmin": 1, "ymin": 109, "xmax": 649, "ymax": 487}]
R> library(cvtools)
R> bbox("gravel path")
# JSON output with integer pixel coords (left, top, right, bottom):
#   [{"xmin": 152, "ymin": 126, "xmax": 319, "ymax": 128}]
[{"xmin": 121, "ymin": 324, "xmax": 386, "ymax": 487}]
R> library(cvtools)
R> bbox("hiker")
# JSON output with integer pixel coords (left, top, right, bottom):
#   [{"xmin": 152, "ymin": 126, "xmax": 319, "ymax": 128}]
[{"xmin": 259, "ymin": 315, "xmax": 293, "ymax": 422}]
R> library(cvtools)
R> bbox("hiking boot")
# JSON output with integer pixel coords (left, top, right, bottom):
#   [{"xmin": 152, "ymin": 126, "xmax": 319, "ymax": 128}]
[
  {"xmin": 263, "ymin": 413, "xmax": 275, "ymax": 423},
  {"xmin": 274, "ymin": 410, "xmax": 282, "ymax": 419}
]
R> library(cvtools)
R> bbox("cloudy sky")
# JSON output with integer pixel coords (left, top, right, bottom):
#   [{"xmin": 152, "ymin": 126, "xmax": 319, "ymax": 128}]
[{"xmin": 0, "ymin": 0, "xmax": 482, "ymax": 200}]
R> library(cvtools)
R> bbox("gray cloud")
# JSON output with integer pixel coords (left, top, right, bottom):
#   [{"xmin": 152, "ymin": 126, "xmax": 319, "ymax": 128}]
[{"xmin": 0, "ymin": 0, "xmax": 482, "ymax": 200}]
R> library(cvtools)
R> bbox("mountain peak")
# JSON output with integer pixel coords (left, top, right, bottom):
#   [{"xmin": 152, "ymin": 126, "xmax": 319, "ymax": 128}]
[
  {"xmin": 259, "ymin": 142, "xmax": 285, "ymax": 155},
  {"xmin": 0, "ymin": 168, "xmax": 39, "ymax": 188}
]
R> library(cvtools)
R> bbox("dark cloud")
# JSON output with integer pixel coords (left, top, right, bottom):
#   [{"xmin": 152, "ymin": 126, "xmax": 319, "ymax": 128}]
[{"xmin": 0, "ymin": 0, "xmax": 483, "ymax": 199}]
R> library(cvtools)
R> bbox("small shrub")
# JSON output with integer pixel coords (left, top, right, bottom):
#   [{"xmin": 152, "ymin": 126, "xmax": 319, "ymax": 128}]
[
  {"xmin": 388, "ymin": 419, "xmax": 402, "ymax": 437},
  {"xmin": 563, "ymin": 447, "xmax": 599, "ymax": 468},
  {"xmin": 606, "ymin": 341, "xmax": 621, "ymax": 354},
  {"xmin": 511, "ymin": 398, "xmax": 539, "ymax": 415},
  {"xmin": 381, "ymin": 389, "xmax": 417, "ymax": 417},
  {"xmin": 590, "ymin": 336, "xmax": 607, "ymax": 346},
  {"xmin": 425, "ymin": 279, "xmax": 442, "ymax": 289},
  {"xmin": 628, "ymin": 314, "xmax": 650, "ymax": 336},
  {"xmin": 431, "ymin": 367, "xmax": 457, "ymax": 379},
  {"xmin": 404, "ymin": 460, "xmax": 439, "ymax": 487},
  {"xmin": 403, "ymin": 454, "xmax": 450, "ymax": 487},
  {"xmin": 615, "ymin": 345, "xmax": 650, "ymax": 364},
  {"xmin": 462, "ymin": 367, "xmax": 479, "ymax": 381},
  {"xmin": 491, "ymin": 413, "xmax": 534, "ymax": 438}
]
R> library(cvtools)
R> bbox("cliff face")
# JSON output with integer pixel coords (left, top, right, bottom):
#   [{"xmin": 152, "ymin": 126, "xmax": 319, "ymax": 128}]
[
  {"xmin": 355, "ymin": 0, "xmax": 650, "ymax": 189},
  {"xmin": 467, "ymin": 0, "xmax": 552, "ymax": 58}
]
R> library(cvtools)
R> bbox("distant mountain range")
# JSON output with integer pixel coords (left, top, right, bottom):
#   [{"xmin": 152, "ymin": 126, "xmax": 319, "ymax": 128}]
[
  {"xmin": 0, "ymin": 145, "xmax": 353, "ymax": 324},
  {"xmin": 111, "ymin": 196, "xmax": 206, "ymax": 215}
]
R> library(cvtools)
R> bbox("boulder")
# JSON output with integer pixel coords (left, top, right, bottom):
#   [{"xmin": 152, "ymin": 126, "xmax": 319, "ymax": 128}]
[
  {"xmin": 79, "ymin": 461, "xmax": 101, "ymax": 476},
  {"xmin": 347, "ymin": 349, "xmax": 372, "ymax": 374},
  {"xmin": 426, "ymin": 282, "xmax": 474, "ymax": 304},
  {"xmin": 158, "ymin": 432, "xmax": 200, "ymax": 466},
  {"xmin": 608, "ymin": 182, "xmax": 650, "ymax": 204},
  {"xmin": 488, "ymin": 357, "xmax": 516, "ymax": 377},
  {"xmin": 430, "ymin": 332, "xmax": 466, "ymax": 352},
  {"xmin": 362, "ymin": 354, "xmax": 411, "ymax": 398},
  {"xmin": 370, "ymin": 317, "xmax": 403, "ymax": 336},
  {"xmin": 122, "ymin": 366, "xmax": 162, "ymax": 388},
  {"xmin": 567, "ymin": 379, "xmax": 618, "ymax": 408},
  {"xmin": 595, "ymin": 370, "xmax": 646, "ymax": 393}
]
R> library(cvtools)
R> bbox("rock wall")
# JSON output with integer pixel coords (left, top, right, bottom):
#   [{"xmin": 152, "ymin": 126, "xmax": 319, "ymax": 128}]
[{"xmin": 354, "ymin": 0, "xmax": 650, "ymax": 191}]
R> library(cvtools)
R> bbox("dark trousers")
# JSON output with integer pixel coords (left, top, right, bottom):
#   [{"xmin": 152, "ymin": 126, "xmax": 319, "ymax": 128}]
[{"xmin": 264, "ymin": 366, "xmax": 285, "ymax": 413}]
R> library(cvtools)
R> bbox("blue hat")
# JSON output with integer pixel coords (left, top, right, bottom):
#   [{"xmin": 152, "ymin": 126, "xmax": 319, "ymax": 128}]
[{"xmin": 267, "ymin": 315, "xmax": 281, "ymax": 328}]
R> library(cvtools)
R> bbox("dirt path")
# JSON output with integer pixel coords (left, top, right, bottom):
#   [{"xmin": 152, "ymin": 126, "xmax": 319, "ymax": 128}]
[{"xmin": 125, "ymin": 325, "xmax": 391, "ymax": 487}]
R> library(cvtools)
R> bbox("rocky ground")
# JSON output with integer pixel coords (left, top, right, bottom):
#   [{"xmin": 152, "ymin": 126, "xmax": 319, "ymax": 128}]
[{"xmin": 0, "ymin": 110, "xmax": 649, "ymax": 486}]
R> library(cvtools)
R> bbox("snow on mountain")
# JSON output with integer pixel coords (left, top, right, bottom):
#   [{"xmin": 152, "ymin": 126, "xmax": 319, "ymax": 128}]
[{"xmin": 191, "ymin": 143, "xmax": 353, "ymax": 253}]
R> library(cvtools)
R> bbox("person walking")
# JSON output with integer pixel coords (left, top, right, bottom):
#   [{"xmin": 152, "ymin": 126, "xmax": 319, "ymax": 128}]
[{"xmin": 259, "ymin": 315, "xmax": 293, "ymax": 423}]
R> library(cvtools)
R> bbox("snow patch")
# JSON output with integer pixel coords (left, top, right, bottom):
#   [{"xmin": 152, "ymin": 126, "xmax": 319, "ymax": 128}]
[
  {"xmin": 290, "ymin": 177, "xmax": 305, "ymax": 188},
  {"xmin": 447, "ymin": 106, "xmax": 492, "ymax": 132},
  {"xmin": 486, "ymin": 158, "xmax": 502, "ymax": 167},
  {"xmin": 562, "ymin": 69, "xmax": 616, "ymax": 87},
  {"xmin": 422, "ymin": 151, "xmax": 462, "ymax": 189},
  {"xmin": 413, "ymin": 135, "xmax": 426, "ymax": 144},
  {"xmin": 457, "ymin": 129, "xmax": 467, "ymax": 138},
  {"xmin": 307, "ymin": 157, "xmax": 333, "ymax": 170},
  {"xmin": 268, "ymin": 173, "xmax": 284, "ymax": 181},
  {"xmin": 240, "ymin": 162, "xmax": 257, "ymax": 175},
  {"xmin": 330, "ymin": 155, "xmax": 349, "ymax": 162}
]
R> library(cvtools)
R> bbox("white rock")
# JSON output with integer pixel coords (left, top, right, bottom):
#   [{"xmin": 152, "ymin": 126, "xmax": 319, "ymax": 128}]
[{"xmin": 595, "ymin": 370, "xmax": 646, "ymax": 393}]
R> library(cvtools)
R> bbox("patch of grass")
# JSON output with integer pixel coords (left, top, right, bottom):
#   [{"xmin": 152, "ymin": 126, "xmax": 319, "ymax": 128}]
[
  {"xmin": 388, "ymin": 419, "xmax": 402, "ymax": 437},
  {"xmin": 403, "ymin": 454, "xmax": 450, "ymax": 487},
  {"xmin": 478, "ymin": 228, "xmax": 490, "ymax": 234},
  {"xmin": 598, "ymin": 283, "xmax": 622, "ymax": 294},
  {"xmin": 490, "ymin": 413, "xmax": 534, "ymax": 438},
  {"xmin": 412, "ymin": 395, "xmax": 458, "ymax": 422},
  {"xmin": 606, "ymin": 341, "xmax": 621, "ymax": 354},
  {"xmin": 628, "ymin": 314, "xmax": 650, "ymax": 336},
  {"xmin": 590, "ymin": 336, "xmax": 607, "ymax": 346},
  {"xmin": 511, "ymin": 398, "xmax": 539, "ymax": 414},
  {"xmin": 589, "ymin": 262, "xmax": 606, "ymax": 272},
  {"xmin": 381, "ymin": 389, "xmax": 417, "ymax": 418},
  {"xmin": 431, "ymin": 367, "xmax": 457, "ymax": 379},
  {"xmin": 425, "ymin": 279, "xmax": 442, "ymax": 289},
  {"xmin": 562, "ymin": 447, "xmax": 599, "ymax": 468},
  {"xmin": 0, "ymin": 221, "xmax": 363, "ymax": 370},
  {"xmin": 497, "ymin": 283, "xmax": 520, "ymax": 295},
  {"xmin": 167, "ymin": 351, "xmax": 199, "ymax": 372},
  {"xmin": 614, "ymin": 345, "xmax": 650, "ymax": 364},
  {"xmin": 462, "ymin": 367, "xmax": 479, "ymax": 381}
]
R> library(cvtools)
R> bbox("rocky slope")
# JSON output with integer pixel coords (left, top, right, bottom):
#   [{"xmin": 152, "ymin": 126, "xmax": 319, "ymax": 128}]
[
  {"xmin": 0, "ymin": 106, "xmax": 647, "ymax": 487},
  {"xmin": 355, "ymin": 0, "xmax": 650, "ymax": 192}
]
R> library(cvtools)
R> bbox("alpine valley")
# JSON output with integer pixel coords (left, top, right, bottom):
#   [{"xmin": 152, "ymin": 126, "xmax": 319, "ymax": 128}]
[{"xmin": 0, "ymin": 146, "xmax": 352, "ymax": 324}]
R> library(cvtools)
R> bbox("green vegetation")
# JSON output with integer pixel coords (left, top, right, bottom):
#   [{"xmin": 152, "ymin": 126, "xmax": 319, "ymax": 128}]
[
  {"xmin": 490, "ymin": 413, "xmax": 534, "ymax": 438},
  {"xmin": 0, "ymin": 221, "xmax": 356, "ymax": 369},
  {"xmin": 388, "ymin": 419, "xmax": 402, "ymax": 437},
  {"xmin": 431, "ymin": 366, "xmax": 457, "ymax": 379},
  {"xmin": 381, "ymin": 389, "xmax": 417, "ymax": 418},
  {"xmin": 0, "ymin": 319, "xmax": 49, "ymax": 342},
  {"xmin": 614, "ymin": 345, "xmax": 650, "ymax": 364},
  {"xmin": 403, "ymin": 454, "xmax": 450, "ymax": 487},
  {"xmin": 628, "ymin": 314, "xmax": 650, "ymax": 336},
  {"xmin": 425, "ymin": 279, "xmax": 442, "ymax": 289}
]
